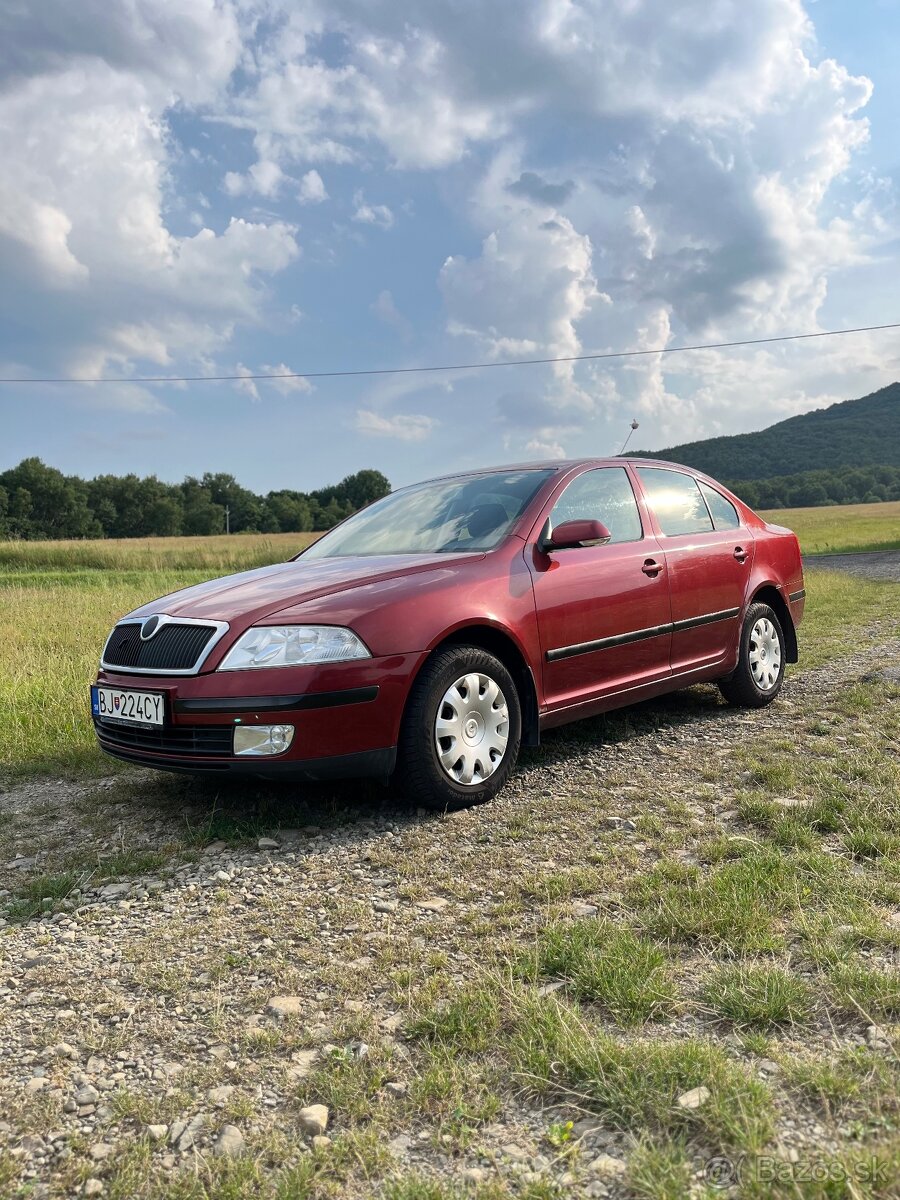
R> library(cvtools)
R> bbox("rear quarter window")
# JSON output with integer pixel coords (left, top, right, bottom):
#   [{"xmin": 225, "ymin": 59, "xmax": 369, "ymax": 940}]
[{"xmin": 699, "ymin": 481, "xmax": 741, "ymax": 531}]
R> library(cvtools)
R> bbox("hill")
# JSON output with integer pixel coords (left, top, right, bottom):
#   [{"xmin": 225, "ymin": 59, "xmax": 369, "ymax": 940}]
[{"xmin": 638, "ymin": 381, "xmax": 900, "ymax": 481}]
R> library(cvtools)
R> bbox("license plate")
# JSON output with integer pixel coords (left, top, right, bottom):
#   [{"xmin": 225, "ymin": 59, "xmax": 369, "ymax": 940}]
[{"xmin": 91, "ymin": 685, "xmax": 165, "ymax": 727}]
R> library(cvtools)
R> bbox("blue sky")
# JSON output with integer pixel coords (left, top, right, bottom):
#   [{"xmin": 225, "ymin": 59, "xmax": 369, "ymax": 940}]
[{"xmin": 1, "ymin": 0, "xmax": 898, "ymax": 494}]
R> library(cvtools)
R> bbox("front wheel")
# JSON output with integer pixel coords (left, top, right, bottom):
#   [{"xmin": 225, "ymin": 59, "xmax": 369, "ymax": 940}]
[
  {"xmin": 395, "ymin": 646, "xmax": 522, "ymax": 811},
  {"xmin": 719, "ymin": 602, "xmax": 785, "ymax": 708}
]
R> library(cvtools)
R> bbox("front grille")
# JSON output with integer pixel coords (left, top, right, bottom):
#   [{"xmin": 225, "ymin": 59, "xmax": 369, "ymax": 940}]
[
  {"xmin": 94, "ymin": 719, "xmax": 233, "ymax": 757},
  {"xmin": 103, "ymin": 622, "xmax": 216, "ymax": 672}
]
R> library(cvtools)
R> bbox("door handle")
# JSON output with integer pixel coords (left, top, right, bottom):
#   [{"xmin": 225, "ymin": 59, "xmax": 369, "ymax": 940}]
[
  {"xmin": 642, "ymin": 558, "xmax": 664, "ymax": 577},
  {"xmin": 733, "ymin": 546, "xmax": 748, "ymax": 563}
]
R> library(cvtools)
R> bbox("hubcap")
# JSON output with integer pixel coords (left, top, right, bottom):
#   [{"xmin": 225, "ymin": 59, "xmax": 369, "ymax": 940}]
[
  {"xmin": 749, "ymin": 617, "xmax": 782, "ymax": 691},
  {"xmin": 434, "ymin": 672, "xmax": 509, "ymax": 786}
]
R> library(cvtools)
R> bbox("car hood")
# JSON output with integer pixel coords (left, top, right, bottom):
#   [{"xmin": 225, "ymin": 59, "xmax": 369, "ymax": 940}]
[{"xmin": 126, "ymin": 552, "xmax": 482, "ymax": 626}]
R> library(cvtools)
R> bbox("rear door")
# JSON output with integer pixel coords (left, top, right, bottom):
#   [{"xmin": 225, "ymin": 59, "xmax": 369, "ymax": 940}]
[
  {"xmin": 526, "ymin": 465, "xmax": 673, "ymax": 711},
  {"xmin": 634, "ymin": 467, "xmax": 754, "ymax": 673}
]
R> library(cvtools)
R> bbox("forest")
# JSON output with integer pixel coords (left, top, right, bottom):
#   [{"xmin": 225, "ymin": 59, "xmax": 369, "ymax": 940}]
[{"xmin": 0, "ymin": 458, "xmax": 391, "ymax": 540}]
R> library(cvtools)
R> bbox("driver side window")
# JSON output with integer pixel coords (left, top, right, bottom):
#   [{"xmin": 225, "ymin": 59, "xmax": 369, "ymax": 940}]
[{"xmin": 549, "ymin": 467, "xmax": 643, "ymax": 544}]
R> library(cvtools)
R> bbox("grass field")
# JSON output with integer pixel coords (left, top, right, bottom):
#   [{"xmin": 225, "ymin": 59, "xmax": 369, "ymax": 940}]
[{"xmin": 760, "ymin": 499, "xmax": 900, "ymax": 555}]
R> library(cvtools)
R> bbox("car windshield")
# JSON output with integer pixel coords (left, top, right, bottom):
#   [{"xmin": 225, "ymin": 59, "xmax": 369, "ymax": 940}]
[{"xmin": 299, "ymin": 469, "xmax": 555, "ymax": 558}]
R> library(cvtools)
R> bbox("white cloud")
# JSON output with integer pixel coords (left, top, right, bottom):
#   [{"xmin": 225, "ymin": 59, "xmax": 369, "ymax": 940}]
[
  {"xmin": 234, "ymin": 363, "xmax": 260, "ymax": 404},
  {"xmin": 354, "ymin": 409, "xmax": 437, "ymax": 441},
  {"xmin": 260, "ymin": 364, "xmax": 314, "ymax": 395},
  {"xmin": 0, "ymin": 4, "xmax": 298, "ymax": 397},
  {"xmin": 298, "ymin": 169, "xmax": 327, "ymax": 204},
  {"xmin": 352, "ymin": 191, "xmax": 394, "ymax": 229}
]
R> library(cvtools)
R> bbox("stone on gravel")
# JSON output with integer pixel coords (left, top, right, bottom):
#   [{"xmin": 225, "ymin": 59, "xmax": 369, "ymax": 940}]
[
  {"xmin": 169, "ymin": 1113, "xmax": 207, "ymax": 1152},
  {"xmin": 207, "ymin": 1085, "xmax": 234, "ymax": 1107},
  {"xmin": 25, "ymin": 1077, "xmax": 48, "ymax": 1093},
  {"xmin": 99, "ymin": 883, "xmax": 130, "ymax": 899},
  {"xmin": 266, "ymin": 995, "xmax": 303, "ymax": 1018},
  {"xmin": 571, "ymin": 901, "xmax": 598, "ymax": 917},
  {"xmin": 588, "ymin": 1153, "xmax": 626, "ymax": 1177},
  {"xmin": 677, "ymin": 1085, "xmax": 711, "ymax": 1109},
  {"xmin": 867, "ymin": 1025, "xmax": 891, "ymax": 1050},
  {"xmin": 462, "ymin": 1168, "xmax": 487, "ymax": 1184},
  {"xmin": 415, "ymin": 897, "xmax": 448, "ymax": 911},
  {"xmin": 298, "ymin": 1104, "xmax": 329, "ymax": 1136},
  {"xmin": 83, "ymin": 1181, "xmax": 104, "ymax": 1197},
  {"xmin": 213, "ymin": 1125, "xmax": 245, "ymax": 1158},
  {"xmin": 74, "ymin": 1085, "xmax": 100, "ymax": 1106},
  {"xmin": 89, "ymin": 1144, "xmax": 113, "ymax": 1161},
  {"xmin": 373, "ymin": 900, "xmax": 398, "ymax": 914},
  {"xmin": 257, "ymin": 837, "xmax": 280, "ymax": 850},
  {"xmin": 287, "ymin": 1049, "xmax": 318, "ymax": 1080},
  {"xmin": 203, "ymin": 840, "xmax": 228, "ymax": 855},
  {"xmin": 312, "ymin": 1135, "xmax": 332, "ymax": 1150},
  {"xmin": 146, "ymin": 1125, "xmax": 167, "ymax": 1141}
]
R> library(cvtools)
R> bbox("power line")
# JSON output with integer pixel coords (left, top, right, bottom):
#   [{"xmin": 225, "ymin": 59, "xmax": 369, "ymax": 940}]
[{"xmin": 1, "ymin": 321, "xmax": 898, "ymax": 385}]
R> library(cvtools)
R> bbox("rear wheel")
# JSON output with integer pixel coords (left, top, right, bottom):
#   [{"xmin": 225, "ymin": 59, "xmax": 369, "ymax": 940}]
[
  {"xmin": 395, "ymin": 645, "xmax": 521, "ymax": 811},
  {"xmin": 719, "ymin": 602, "xmax": 785, "ymax": 708}
]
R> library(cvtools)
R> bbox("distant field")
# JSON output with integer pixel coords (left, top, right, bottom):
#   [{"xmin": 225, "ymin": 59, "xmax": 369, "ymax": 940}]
[
  {"xmin": 759, "ymin": 499, "xmax": 900, "ymax": 555},
  {"xmin": 0, "ymin": 530, "xmax": 318, "ymax": 576}
]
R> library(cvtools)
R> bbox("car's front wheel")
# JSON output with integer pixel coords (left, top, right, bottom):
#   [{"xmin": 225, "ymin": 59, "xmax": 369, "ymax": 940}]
[
  {"xmin": 719, "ymin": 601, "xmax": 785, "ymax": 708},
  {"xmin": 395, "ymin": 645, "xmax": 522, "ymax": 811}
]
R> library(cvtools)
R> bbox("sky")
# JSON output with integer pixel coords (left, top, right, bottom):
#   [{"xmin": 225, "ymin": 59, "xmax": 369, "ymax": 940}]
[{"xmin": 1, "ymin": 0, "xmax": 899, "ymax": 493}]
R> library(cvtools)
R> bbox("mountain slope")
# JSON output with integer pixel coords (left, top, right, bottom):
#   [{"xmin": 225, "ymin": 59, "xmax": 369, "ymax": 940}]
[{"xmin": 638, "ymin": 381, "xmax": 900, "ymax": 481}]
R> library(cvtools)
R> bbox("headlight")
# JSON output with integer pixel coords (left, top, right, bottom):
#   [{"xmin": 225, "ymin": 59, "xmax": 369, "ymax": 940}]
[{"xmin": 218, "ymin": 625, "xmax": 371, "ymax": 671}]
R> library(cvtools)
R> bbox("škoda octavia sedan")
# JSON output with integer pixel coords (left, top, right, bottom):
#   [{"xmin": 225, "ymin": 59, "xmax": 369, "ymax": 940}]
[{"xmin": 93, "ymin": 460, "xmax": 804, "ymax": 810}]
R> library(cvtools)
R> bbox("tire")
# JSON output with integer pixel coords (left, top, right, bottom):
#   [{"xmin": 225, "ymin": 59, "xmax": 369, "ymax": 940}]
[
  {"xmin": 395, "ymin": 645, "xmax": 522, "ymax": 811},
  {"xmin": 719, "ymin": 601, "xmax": 786, "ymax": 708}
]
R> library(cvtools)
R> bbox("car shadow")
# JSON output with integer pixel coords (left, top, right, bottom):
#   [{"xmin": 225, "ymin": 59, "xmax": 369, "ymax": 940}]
[{"xmin": 114, "ymin": 682, "xmax": 740, "ymax": 842}]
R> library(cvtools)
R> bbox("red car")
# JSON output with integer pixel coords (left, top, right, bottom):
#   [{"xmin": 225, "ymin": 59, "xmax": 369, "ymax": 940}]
[{"xmin": 92, "ymin": 459, "xmax": 804, "ymax": 810}]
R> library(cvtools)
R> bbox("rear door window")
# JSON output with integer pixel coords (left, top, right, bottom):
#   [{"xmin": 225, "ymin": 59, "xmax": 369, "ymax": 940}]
[
  {"xmin": 637, "ymin": 467, "xmax": 714, "ymax": 536},
  {"xmin": 549, "ymin": 467, "xmax": 643, "ymax": 543}
]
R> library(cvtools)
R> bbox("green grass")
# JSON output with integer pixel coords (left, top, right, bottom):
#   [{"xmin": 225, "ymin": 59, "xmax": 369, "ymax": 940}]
[
  {"xmin": 414, "ymin": 984, "xmax": 775, "ymax": 1152},
  {"xmin": 525, "ymin": 918, "xmax": 677, "ymax": 1024},
  {"xmin": 761, "ymin": 499, "xmax": 900, "ymax": 555},
  {"xmin": 701, "ymin": 964, "xmax": 813, "ymax": 1028},
  {"xmin": 828, "ymin": 960, "xmax": 900, "ymax": 1019}
]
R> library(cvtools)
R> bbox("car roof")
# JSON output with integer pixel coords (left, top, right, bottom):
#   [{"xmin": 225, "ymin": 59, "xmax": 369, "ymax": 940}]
[{"xmin": 417, "ymin": 457, "xmax": 697, "ymax": 483}]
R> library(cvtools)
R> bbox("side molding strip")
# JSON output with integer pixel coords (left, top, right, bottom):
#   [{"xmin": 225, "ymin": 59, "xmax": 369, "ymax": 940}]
[
  {"xmin": 546, "ymin": 607, "xmax": 740, "ymax": 662},
  {"xmin": 789, "ymin": 589, "xmax": 806, "ymax": 602}
]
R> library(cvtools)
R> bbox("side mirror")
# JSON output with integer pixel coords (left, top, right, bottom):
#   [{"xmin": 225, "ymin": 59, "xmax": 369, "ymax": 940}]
[{"xmin": 541, "ymin": 519, "xmax": 612, "ymax": 552}]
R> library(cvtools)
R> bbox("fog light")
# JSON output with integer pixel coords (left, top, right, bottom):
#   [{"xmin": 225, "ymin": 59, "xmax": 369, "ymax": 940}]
[{"xmin": 233, "ymin": 724, "xmax": 295, "ymax": 757}]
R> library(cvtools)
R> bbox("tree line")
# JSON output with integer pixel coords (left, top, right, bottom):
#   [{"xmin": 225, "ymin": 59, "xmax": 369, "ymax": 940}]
[
  {"xmin": 728, "ymin": 464, "xmax": 900, "ymax": 510},
  {"xmin": 0, "ymin": 458, "xmax": 391, "ymax": 540}
]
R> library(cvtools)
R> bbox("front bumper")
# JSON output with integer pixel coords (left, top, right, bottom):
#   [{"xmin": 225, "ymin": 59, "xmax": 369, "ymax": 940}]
[{"xmin": 93, "ymin": 652, "xmax": 424, "ymax": 780}]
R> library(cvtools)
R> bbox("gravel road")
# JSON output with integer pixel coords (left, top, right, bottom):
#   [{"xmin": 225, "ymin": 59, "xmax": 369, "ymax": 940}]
[{"xmin": 804, "ymin": 548, "xmax": 900, "ymax": 581}]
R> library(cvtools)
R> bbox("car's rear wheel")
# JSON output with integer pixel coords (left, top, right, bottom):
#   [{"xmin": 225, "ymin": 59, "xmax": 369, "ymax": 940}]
[
  {"xmin": 395, "ymin": 645, "xmax": 521, "ymax": 811},
  {"xmin": 719, "ymin": 601, "xmax": 785, "ymax": 708}
]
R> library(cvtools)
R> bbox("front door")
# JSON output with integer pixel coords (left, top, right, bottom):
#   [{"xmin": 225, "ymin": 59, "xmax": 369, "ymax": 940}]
[
  {"xmin": 527, "ymin": 466, "xmax": 673, "ymax": 711},
  {"xmin": 634, "ymin": 467, "xmax": 754, "ymax": 673}
]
